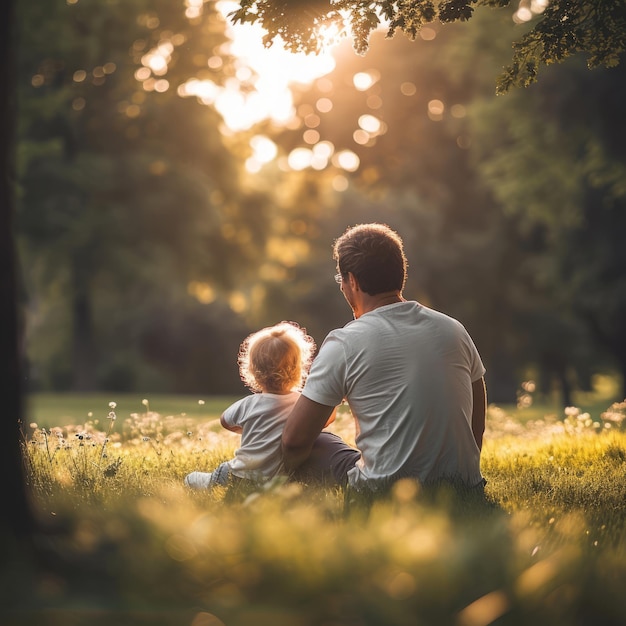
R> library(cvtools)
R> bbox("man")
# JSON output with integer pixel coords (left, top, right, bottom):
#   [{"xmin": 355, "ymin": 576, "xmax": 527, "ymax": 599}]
[{"xmin": 282, "ymin": 223, "xmax": 486, "ymax": 491}]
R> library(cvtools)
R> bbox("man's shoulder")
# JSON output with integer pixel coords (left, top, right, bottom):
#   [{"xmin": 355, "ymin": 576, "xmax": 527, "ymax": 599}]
[{"xmin": 418, "ymin": 304, "xmax": 464, "ymax": 326}]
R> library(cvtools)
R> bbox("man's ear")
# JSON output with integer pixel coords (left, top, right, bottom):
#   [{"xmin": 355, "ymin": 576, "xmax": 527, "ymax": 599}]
[{"xmin": 347, "ymin": 272, "xmax": 360, "ymax": 291}]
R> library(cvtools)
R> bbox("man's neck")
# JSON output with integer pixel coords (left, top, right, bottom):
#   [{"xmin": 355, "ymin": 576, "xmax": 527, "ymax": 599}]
[{"xmin": 357, "ymin": 291, "xmax": 405, "ymax": 317}]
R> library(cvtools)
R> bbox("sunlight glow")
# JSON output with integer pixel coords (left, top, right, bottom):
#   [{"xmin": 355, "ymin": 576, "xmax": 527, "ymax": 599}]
[
  {"xmin": 451, "ymin": 104, "xmax": 467, "ymax": 118},
  {"xmin": 185, "ymin": 0, "xmax": 204, "ymax": 20},
  {"xmin": 428, "ymin": 99, "xmax": 445, "ymax": 121},
  {"xmin": 250, "ymin": 135, "xmax": 277, "ymax": 162},
  {"xmin": 332, "ymin": 175, "xmax": 349, "ymax": 191},
  {"xmin": 143, "ymin": 2, "xmax": 337, "ymax": 134},
  {"xmin": 513, "ymin": 0, "xmax": 548, "ymax": 23},
  {"xmin": 304, "ymin": 129, "xmax": 321, "ymax": 145},
  {"xmin": 353, "ymin": 71, "xmax": 380, "ymax": 91},
  {"xmin": 287, "ymin": 148, "xmax": 313, "ymax": 171},
  {"xmin": 420, "ymin": 27, "xmax": 437, "ymax": 41},
  {"xmin": 187, "ymin": 1, "xmax": 338, "ymax": 132},
  {"xmin": 188, "ymin": 281, "xmax": 216, "ymax": 304},
  {"xmin": 246, "ymin": 135, "xmax": 278, "ymax": 172},
  {"xmin": 316, "ymin": 98, "xmax": 333, "ymax": 113},
  {"xmin": 333, "ymin": 150, "xmax": 360, "ymax": 172},
  {"xmin": 353, "ymin": 129, "xmax": 370, "ymax": 145},
  {"xmin": 142, "ymin": 42, "xmax": 173, "ymax": 76},
  {"xmin": 358, "ymin": 114, "xmax": 382, "ymax": 134},
  {"xmin": 229, "ymin": 291, "xmax": 247, "ymax": 313},
  {"xmin": 267, "ymin": 237, "xmax": 310, "ymax": 267},
  {"xmin": 142, "ymin": 1, "xmax": 368, "ymax": 177},
  {"xmin": 314, "ymin": 141, "xmax": 334, "ymax": 160},
  {"xmin": 400, "ymin": 82, "xmax": 417, "ymax": 96}
]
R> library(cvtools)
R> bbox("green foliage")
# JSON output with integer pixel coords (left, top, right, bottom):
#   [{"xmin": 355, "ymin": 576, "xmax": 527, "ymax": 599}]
[
  {"xmin": 229, "ymin": 0, "xmax": 626, "ymax": 93},
  {"xmin": 16, "ymin": 0, "xmax": 626, "ymax": 406},
  {"xmin": 8, "ymin": 401, "xmax": 626, "ymax": 624},
  {"xmin": 231, "ymin": 0, "xmax": 344, "ymax": 53},
  {"xmin": 16, "ymin": 0, "xmax": 269, "ymax": 393},
  {"xmin": 469, "ymin": 47, "xmax": 626, "ymax": 396},
  {"xmin": 497, "ymin": 0, "xmax": 626, "ymax": 94},
  {"xmin": 385, "ymin": 1, "xmax": 437, "ymax": 41}
]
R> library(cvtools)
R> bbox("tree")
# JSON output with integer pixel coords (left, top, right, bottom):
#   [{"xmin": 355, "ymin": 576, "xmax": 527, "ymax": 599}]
[
  {"xmin": 465, "ymin": 13, "xmax": 626, "ymax": 399},
  {"xmin": 1, "ymin": 0, "xmax": 35, "ymax": 573},
  {"xmin": 244, "ymin": 6, "xmax": 622, "ymax": 405},
  {"xmin": 233, "ymin": 23, "xmax": 533, "ymax": 402},
  {"xmin": 229, "ymin": 0, "xmax": 626, "ymax": 93},
  {"xmin": 16, "ymin": 0, "xmax": 271, "ymax": 393}
]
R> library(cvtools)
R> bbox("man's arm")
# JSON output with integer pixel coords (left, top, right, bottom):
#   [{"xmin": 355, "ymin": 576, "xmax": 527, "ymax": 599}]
[
  {"xmin": 282, "ymin": 395, "xmax": 335, "ymax": 471},
  {"xmin": 324, "ymin": 406, "xmax": 338, "ymax": 428},
  {"xmin": 471, "ymin": 377, "xmax": 486, "ymax": 451}
]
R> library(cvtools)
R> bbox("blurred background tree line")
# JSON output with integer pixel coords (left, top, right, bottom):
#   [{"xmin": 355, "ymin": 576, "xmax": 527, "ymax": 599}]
[{"xmin": 15, "ymin": 0, "xmax": 626, "ymax": 405}]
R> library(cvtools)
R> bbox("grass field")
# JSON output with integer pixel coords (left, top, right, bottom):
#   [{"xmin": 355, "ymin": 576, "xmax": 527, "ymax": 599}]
[
  {"xmin": 24, "ymin": 372, "xmax": 622, "ymax": 429},
  {"xmin": 5, "ymin": 386, "xmax": 626, "ymax": 626},
  {"xmin": 24, "ymin": 392, "xmax": 236, "ymax": 428}
]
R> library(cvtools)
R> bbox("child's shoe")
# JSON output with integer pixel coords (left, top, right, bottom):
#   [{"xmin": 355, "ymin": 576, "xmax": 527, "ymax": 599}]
[{"xmin": 184, "ymin": 471, "xmax": 213, "ymax": 489}]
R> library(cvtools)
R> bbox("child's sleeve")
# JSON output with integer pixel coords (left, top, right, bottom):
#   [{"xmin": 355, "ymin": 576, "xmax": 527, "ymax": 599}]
[{"xmin": 220, "ymin": 399, "xmax": 245, "ymax": 433}]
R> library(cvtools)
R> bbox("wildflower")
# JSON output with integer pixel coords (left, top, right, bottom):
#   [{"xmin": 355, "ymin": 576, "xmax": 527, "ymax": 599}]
[
  {"xmin": 109, "ymin": 402, "xmax": 117, "ymax": 409},
  {"xmin": 198, "ymin": 399, "xmax": 205, "ymax": 405},
  {"xmin": 104, "ymin": 457, "xmax": 122, "ymax": 477},
  {"xmin": 108, "ymin": 411, "xmax": 117, "ymax": 421}
]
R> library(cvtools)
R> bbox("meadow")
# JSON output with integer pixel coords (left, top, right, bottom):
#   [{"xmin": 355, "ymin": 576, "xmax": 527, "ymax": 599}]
[{"xmin": 5, "ymin": 390, "xmax": 626, "ymax": 626}]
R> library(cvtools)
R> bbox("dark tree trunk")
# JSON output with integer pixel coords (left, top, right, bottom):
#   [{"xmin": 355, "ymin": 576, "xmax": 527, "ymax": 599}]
[
  {"xmin": 71, "ymin": 254, "xmax": 97, "ymax": 391},
  {"xmin": 619, "ymin": 356, "xmax": 626, "ymax": 403},
  {"xmin": 0, "ymin": 0, "xmax": 35, "ymax": 545}
]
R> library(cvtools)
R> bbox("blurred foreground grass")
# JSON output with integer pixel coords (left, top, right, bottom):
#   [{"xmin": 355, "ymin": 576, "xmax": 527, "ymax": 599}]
[{"xmin": 4, "ymin": 388, "xmax": 626, "ymax": 626}]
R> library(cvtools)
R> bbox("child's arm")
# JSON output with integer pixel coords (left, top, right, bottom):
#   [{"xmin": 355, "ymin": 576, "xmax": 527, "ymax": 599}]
[{"xmin": 220, "ymin": 413, "xmax": 243, "ymax": 434}]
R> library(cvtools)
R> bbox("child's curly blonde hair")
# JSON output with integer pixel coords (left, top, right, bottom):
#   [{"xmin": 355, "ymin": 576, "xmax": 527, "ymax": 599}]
[{"xmin": 238, "ymin": 321, "xmax": 316, "ymax": 394}]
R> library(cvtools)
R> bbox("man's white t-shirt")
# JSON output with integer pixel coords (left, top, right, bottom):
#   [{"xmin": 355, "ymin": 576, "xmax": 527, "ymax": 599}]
[
  {"xmin": 302, "ymin": 301, "xmax": 485, "ymax": 489},
  {"xmin": 221, "ymin": 391, "xmax": 299, "ymax": 479}
]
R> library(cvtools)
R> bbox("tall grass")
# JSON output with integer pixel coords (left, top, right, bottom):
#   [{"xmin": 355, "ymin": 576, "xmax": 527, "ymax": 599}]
[{"xmin": 6, "ymin": 397, "xmax": 626, "ymax": 626}]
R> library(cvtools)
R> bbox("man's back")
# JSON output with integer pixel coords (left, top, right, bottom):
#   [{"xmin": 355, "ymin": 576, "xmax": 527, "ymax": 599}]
[{"xmin": 302, "ymin": 301, "xmax": 485, "ymax": 488}]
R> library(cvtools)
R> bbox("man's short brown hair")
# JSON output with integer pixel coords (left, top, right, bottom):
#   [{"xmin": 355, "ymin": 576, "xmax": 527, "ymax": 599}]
[{"xmin": 333, "ymin": 223, "xmax": 407, "ymax": 295}]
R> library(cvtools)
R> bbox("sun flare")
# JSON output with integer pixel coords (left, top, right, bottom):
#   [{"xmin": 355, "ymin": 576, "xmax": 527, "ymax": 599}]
[{"xmin": 178, "ymin": 1, "xmax": 338, "ymax": 133}]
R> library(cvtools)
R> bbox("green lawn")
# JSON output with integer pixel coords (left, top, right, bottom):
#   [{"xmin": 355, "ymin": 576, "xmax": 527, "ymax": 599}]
[
  {"xmin": 11, "ymin": 401, "xmax": 626, "ymax": 626},
  {"xmin": 25, "ymin": 371, "xmax": 623, "ymax": 431},
  {"xmin": 24, "ymin": 392, "xmax": 237, "ymax": 428}
]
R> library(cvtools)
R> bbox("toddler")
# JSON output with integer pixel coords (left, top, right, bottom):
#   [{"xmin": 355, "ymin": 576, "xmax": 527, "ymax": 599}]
[{"xmin": 184, "ymin": 321, "xmax": 327, "ymax": 489}]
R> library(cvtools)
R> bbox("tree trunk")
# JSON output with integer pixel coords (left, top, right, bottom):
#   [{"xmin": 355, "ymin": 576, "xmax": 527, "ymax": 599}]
[
  {"xmin": 0, "ymin": 0, "xmax": 35, "ymax": 543},
  {"xmin": 619, "ymin": 356, "xmax": 626, "ymax": 403},
  {"xmin": 71, "ymin": 254, "xmax": 97, "ymax": 391}
]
